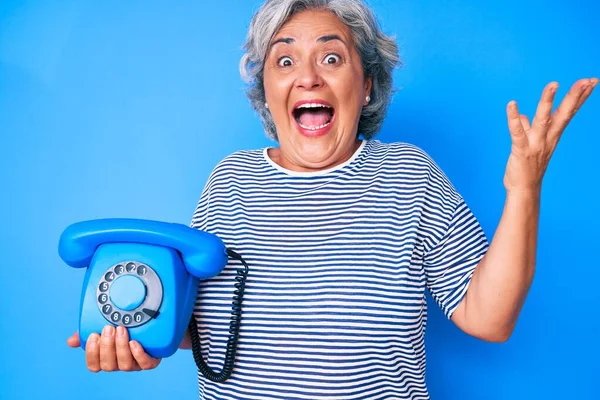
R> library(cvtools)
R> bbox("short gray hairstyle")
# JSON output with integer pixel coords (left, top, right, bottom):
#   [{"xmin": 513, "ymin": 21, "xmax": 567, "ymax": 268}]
[{"xmin": 240, "ymin": 0, "xmax": 401, "ymax": 140}]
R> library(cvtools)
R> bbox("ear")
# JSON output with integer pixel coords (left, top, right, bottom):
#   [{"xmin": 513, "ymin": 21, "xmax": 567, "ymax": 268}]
[{"xmin": 364, "ymin": 77, "xmax": 373, "ymax": 105}]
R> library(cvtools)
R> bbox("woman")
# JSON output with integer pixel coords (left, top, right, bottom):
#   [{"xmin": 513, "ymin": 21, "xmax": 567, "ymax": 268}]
[{"xmin": 68, "ymin": 0, "xmax": 597, "ymax": 399}]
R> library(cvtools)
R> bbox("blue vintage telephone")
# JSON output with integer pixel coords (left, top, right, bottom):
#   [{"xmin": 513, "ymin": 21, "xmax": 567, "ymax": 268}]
[{"xmin": 58, "ymin": 218, "xmax": 248, "ymax": 382}]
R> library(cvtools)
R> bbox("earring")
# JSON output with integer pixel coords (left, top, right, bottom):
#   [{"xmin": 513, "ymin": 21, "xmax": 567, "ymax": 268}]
[
  {"xmin": 265, "ymin": 102, "xmax": 269, "ymax": 109},
  {"xmin": 365, "ymin": 95, "xmax": 371, "ymax": 103}
]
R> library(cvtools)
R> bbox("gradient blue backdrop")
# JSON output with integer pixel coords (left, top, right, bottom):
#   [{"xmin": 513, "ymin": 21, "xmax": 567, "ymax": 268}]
[{"xmin": 1, "ymin": 1, "xmax": 598, "ymax": 399}]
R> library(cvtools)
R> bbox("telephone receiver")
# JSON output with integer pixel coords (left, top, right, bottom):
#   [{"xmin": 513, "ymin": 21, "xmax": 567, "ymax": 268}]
[{"xmin": 59, "ymin": 218, "xmax": 248, "ymax": 382}]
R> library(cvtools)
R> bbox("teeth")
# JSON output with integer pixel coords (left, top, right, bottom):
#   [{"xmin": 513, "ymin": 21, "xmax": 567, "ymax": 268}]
[
  {"xmin": 296, "ymin": 103, "xmax": 331, "ymax": 109},
  {"xmin": 298, "ymin": 121, "xmax": 331, "ymax": 130},
  {"xmin": 294, "ymin": 103, "xmax": 334, "ymax": 131}
]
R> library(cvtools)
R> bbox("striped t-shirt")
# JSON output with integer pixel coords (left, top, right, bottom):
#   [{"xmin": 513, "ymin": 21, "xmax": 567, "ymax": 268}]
[{"xmin": 190, "ymin": 139, "xmax": 489, "ymax": 400}]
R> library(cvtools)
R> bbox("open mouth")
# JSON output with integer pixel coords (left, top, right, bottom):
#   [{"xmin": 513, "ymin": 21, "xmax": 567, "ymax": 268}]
[{"xmin": 292, "ymin": 102, "xmax": 335, "ymax": 131}]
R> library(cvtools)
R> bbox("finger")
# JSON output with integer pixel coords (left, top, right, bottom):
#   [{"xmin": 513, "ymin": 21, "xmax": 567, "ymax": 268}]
[
  {"xmin": 85, "ymin": 333, "xmax": 101, "ymax": 373},
  {"xmin": 506, "ymin": 101, "xmax": 528, "ymax": 148},
  {"xmin": 573, "ymin": 77, "xmax": 597, "ymax": 114},
  {"xmin": 548, "ymin": 78, "xmax": 593, "ymax": 143},
  {"xmin": 67, "ymin": 331, "xmax": 80, "ymax": 348},
  {"xmin": 115, "ymin": 326, "xmax": 139, "ymax": 371},
  {"xmin": 130, "ymin": 341, "xmax": 162, "ymax": 370},
  {"xmin": 99, "ymin": 325, "xmax": 118, "ymax": 372},
  {"xmin": 520, "ymin": 115, "xmax": 531, "ymax": 131},
  {"xmin": 531, "ymin": 81, "xmax": 558, "ymax": 135}
]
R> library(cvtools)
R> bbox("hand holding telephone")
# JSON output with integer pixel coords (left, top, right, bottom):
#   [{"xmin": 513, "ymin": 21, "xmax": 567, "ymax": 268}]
[{"xmin": 59, "ymin": 218, "xmax": 248, "ymax": 382}]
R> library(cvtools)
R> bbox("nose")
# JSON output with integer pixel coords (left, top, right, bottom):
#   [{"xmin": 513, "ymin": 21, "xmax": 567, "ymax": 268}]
[{"xmin": 295, "ymin": 62, "xmax": 323, "ymax": 90}]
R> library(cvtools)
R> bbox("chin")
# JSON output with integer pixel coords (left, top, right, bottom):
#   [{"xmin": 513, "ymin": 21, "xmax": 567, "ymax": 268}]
[{"xmin": 292, "ymin": 136, "xmax": 346, "ymax": 167}]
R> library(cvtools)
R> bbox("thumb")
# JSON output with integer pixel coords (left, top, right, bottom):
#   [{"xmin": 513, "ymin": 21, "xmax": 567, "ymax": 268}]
[
  {"xmin": 67, "ymin": 331, "xmax": 80, "ymax": 348},
  {"xmin": 507, "ymin": 100, "xmax": 528, "ymax": 149}
]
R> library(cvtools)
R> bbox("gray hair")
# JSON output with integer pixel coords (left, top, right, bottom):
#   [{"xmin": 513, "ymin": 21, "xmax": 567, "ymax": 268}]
[{"xmin": 239, "ymin": 0, "xmax": 401, "ymax": 140}]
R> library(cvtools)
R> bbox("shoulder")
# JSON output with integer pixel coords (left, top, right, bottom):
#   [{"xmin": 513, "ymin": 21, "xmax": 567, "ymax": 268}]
[
  {"xmin": 191, "ymin": 147, "xmax": 265, "ymax": 224},
  {"xmin": 203, "ymin": 147, "xmax": 265, "ymax": 185},
  {"xmin": 365, "ymin": 140, "xmax": 445, "ymax": 173},
  {"xmin": 366, "ymin": 140, "xmax": 460, "ymax": 200},
  {"xmin": 211, "ymin": 148, "xmax": 264, "ymax": 175}
]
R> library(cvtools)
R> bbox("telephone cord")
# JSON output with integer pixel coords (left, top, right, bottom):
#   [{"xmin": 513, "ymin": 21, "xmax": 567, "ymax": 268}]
[{"xmin": 188, "ymin": 248, "xmax": 249, "ymax": 382}]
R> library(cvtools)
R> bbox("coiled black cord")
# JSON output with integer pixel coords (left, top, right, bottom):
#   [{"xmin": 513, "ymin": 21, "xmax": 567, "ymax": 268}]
[{"xmin": 188, "ymin": 248, "xmax": 249, "ymax": 382}]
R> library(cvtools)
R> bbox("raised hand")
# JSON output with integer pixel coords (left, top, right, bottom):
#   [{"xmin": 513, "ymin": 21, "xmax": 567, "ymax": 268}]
[
  {"xmin": 67, "ymin": 326, "xmax": 162, "ymax": 372},
  {"xmin": 504, "ymin": 78, "xmax": 597, "ymax": 195}
]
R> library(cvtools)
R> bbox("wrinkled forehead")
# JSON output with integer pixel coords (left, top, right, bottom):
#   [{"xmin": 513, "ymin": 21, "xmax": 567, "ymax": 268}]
[{"xmin": 269, "ymin": 10, "xmax": 354, "ymax": 49}]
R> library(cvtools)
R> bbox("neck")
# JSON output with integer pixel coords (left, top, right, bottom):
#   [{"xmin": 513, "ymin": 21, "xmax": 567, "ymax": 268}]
[{"xmin": 268, "ymin": 139, "xmax": 363, "ymax": 173}]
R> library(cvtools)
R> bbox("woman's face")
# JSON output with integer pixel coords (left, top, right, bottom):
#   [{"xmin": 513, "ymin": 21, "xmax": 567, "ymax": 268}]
[{"xmin": 263, "ymin": 10, "xmax": 372, "ymax": 172}]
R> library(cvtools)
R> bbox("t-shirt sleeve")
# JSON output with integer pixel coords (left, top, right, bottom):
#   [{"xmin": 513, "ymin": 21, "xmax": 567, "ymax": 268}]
[
  {"xmin": 190, "ymin": 184, "xmax": 211, "ymax": 231},
  {"xmin": 189, "ymin": 165, "xmax": 220, "ymax": 231},
  {"xmin": 419, "ymin": 153, "xmax": 489, "ymax": 319},
  {"xmin": 189, "ymin": 153, "xmax": 236, "ymax": 232}
]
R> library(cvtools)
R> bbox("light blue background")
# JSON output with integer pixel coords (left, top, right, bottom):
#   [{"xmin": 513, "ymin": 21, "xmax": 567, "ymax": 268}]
[{"xmin": 0, "ymin": 1, "xmax": 598, "ymax": 399}]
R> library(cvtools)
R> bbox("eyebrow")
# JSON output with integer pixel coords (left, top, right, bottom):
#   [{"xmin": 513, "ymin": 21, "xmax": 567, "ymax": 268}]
[
  {"xmin": 317, "ymin": 34, "xmax": 346, "ymax": 45},
  {"xmin": 270, "ymin": 37, "xmax": 294, "ymax": 48},
  {"xmin": 269, "ymin": 34, "xmax": 346, "ymax": 50}
]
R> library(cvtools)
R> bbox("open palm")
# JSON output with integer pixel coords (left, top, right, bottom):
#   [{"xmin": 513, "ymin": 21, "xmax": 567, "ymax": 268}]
[{"xmin": 504, "ymin": 78, "xmax": 597, "ymax": 195}]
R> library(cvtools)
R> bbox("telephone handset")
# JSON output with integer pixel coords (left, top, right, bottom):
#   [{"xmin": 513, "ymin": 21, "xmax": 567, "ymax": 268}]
[{"xmin": 58, "ymin": 218, "xmax": 248, "ymax": 382}]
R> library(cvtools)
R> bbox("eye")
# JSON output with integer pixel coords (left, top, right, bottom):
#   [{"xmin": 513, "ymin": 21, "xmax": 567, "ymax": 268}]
[
  {"xmin": 323, "ymin": 53, "xmax": 341, "ymax": 65},
  {"xmin": 278, "ymin": 56, "xmax": 293, "ymax": 67}
]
